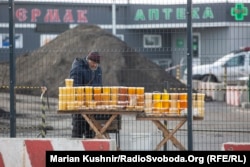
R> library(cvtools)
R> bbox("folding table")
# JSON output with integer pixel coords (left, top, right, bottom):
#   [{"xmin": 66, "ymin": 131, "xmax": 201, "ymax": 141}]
[
  {"xmin": 58, "ymin": 109, "xmax": 143, "ymax": 149},
  {"xmin": 136, "ymin": 113, "xmax": 203, "ymax": 150}
]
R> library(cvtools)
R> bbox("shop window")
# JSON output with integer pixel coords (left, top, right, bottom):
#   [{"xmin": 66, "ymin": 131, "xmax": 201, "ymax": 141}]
[
  {"xmin": 0, "ymin": 33, "xmax": 23, "ymax": 48},
  {"xmin": 143, "ymin": 34, "xmax": 162, "ymax": 48},
  {"xmin": 40, "ymin": 34, "xmax": 58, "ymax": 47},
  {"xmin": 193, "ymin": 34, "xmax": 200, "ymax": 58},
  {"xmin": 116, "ymin": 34, "xmax": 124, "ymax": 41}
]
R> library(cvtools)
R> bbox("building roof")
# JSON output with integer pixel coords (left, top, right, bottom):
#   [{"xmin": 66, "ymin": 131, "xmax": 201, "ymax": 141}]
[{"xmin": 2, "ymin": 0, "xmax": 250, "ymax": 5}]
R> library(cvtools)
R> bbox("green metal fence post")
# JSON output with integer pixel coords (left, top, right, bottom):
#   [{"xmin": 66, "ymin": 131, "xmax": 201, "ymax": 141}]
[{"xmin": 248, "ymin": 75, "xmax": 250, "ymax": 102}]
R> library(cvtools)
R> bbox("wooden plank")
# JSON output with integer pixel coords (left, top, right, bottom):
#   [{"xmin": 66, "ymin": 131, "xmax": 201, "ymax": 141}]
[
  {"xmin": 81, "ymin": 114, "xmax": 104, "ymax": 139},
  {"xmin": 152, "ymin": 120, "xmax": 186, "ymax": 151},
  {"xmin": 136, "ymin": 113, "xmax": 204, "ymax": 121},
  {"xmin": 58, "ymin": 109, "xmax": 143, "ymax": 115},
  {"xmin": 99, "ymin": 115, "xmax": 118, "ymax": 134},
  {"xmin": 154, "ymin": 119, "xmax": 187, "ymax": 151}
]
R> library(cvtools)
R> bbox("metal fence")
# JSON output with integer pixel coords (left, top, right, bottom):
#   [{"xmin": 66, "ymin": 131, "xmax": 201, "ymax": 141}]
[{"xmin": 0, "ymin": 0, "xmax": 250, "ymax": 151}]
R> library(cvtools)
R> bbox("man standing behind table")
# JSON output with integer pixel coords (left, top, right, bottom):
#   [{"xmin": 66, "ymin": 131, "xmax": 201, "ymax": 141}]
[{"xmin": 70, "ymin": 51, "xmax": 108, "ymax": 138}]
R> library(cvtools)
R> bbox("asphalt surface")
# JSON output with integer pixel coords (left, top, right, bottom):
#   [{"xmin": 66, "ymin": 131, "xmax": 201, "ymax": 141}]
[{"xmin": 0, "ymin": 93, "xmax": 250, "ymax": 151}]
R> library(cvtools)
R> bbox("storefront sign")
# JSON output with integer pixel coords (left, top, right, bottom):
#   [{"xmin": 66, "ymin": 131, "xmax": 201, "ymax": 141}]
[
  {"xmin": 16, "ymin": 8, "xmax": 88, "ymax": 23},
  {"xmin": 134, "ymin": 7, "xmax": 214, "ymax": 21},
  {"xmin": 0, "ymin": 2, "xmax": 249, "ymax": 24},
  {"xmin": 129, "ymin": 3, "xmax": 250, "ymax": 23},
  {"xmin": 10, "ymin": 4, "xmax": 111, "ymax": 24},
  {"xmin": 231, "ymin": 3, "xmax": 248, "ymax": 21}
]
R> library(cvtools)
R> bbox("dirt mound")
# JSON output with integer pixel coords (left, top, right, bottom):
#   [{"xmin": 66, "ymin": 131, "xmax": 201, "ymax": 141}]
[{"xmin": 0, "ymin": 24, "xmax": 187, "ymax": 97}]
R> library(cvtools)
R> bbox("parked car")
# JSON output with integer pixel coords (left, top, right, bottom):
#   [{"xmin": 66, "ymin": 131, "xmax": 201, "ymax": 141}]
[{"xmin": 183, "ymin": 47, "xmax": 250, "ymax": 85}]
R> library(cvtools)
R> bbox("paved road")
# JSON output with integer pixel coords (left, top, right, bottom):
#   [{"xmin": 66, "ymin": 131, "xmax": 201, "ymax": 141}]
[
  {"xmin": 1, "ymin": 93, "xmax": 250, "ymax": 150},
  {"xmin": 118, "ymin": 100, "xmax": 250, "ymax": 151}
]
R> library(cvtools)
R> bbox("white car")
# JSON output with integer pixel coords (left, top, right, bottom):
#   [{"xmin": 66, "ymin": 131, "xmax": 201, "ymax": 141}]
[{"xmin": 183, "ymin": 47, "xmax": 250, "ymax": 85}]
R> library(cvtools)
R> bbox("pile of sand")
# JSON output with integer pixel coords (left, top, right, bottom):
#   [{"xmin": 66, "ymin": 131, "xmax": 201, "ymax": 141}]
[{"xmin": 0, "ymin": 24, "xmax": 187, "ymax": 97}]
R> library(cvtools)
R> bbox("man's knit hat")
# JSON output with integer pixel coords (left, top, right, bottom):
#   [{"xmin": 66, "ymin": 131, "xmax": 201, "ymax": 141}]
[{"xmin": 87, "ymin": 51, "xmax": 100, "ymax": 64}]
